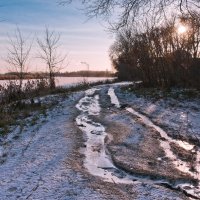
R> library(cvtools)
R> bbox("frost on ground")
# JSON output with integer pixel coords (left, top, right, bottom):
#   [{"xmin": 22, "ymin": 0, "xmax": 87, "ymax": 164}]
[
  {"xmin": 108, "ymin": 85, "xmax": 200, "ymax": 198},
  {"xmin": 76, "ymin": 88, "xmax": 135, "ymax": 184},
  {"xmin": 0, "ymin": 91, "xmax": 125, "ymax": 200},
  {"xmin": 108, "ymin": 87, "xmax": 121, "ymax": 108},
  {"xmin": 75, "ymin": 85, "xmax": 193, "ymax": 199},
  {"xmin": 0, "ymin": 83, "xmax": 199, "ymax": 199}
]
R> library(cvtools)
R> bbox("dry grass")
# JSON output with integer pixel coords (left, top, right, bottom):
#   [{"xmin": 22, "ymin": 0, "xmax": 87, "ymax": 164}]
[{"xmin": 0, "ymin": 79, "xmax": 114, "ymax": 135}]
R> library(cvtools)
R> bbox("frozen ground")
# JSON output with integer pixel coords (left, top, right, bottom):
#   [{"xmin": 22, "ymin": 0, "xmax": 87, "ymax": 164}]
[{"xmin": 0, "ymin": 83, "xmax": 199, "ymax": 199}]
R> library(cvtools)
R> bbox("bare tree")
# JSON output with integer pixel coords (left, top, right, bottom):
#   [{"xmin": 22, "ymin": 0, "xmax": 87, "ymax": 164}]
[
  {"xmin": 37, "ymin": 28, "xmax": 66, "ymax": 90},
  {"xmin": 6, "ymin": 28, "xmax": 32, "ymax": 91},
  {"xmin": 61, "ymin": 0, "xmax": 200, "ymax": 30}
]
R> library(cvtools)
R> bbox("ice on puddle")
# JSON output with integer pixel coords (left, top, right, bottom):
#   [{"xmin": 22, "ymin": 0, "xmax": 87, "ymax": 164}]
[{"xmin": 108, "ymin": 87, "xmax": 121, "ymax": 108}]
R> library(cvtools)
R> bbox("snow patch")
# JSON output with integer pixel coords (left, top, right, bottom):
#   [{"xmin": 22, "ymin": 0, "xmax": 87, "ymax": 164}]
[
  {"xmin": 85, "ymin": 88, "xmax": 99, "ymax": 96},
  {"xmin": 108, "ymin": 87, "xmax": 121, "ymax": 108},
  {"xmin": 76, "ymin": 95, "xmax": 100, "ymax": 116}
]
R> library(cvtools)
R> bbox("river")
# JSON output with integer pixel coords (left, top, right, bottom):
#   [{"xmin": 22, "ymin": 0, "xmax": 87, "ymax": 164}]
[{"xmin": 0, "ymin": 77, "xmax": 114, "ymax": 88}]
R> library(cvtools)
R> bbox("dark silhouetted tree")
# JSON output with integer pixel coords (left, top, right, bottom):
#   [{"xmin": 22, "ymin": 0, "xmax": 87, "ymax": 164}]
[{"xmin": 61, "ymin": 0, "xmax": 200, "ymax": 30}]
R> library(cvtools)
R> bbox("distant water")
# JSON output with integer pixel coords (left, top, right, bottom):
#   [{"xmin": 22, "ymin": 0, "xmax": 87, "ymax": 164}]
[
  {"xmin": 55, "ymin": 77, "xmax": 114, "ymax": 87},
  {"xmin": 0, "ymin": 77, "xmax": 114, "ymax": 88}
]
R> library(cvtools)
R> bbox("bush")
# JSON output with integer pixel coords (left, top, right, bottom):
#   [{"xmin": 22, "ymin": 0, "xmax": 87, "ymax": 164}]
[{"xmin": 0, "ymin": 79, "xmax": 50, "ymax": 104}]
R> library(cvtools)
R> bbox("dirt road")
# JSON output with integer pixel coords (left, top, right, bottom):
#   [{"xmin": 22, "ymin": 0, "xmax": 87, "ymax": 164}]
[{"xmin": 1, "ymin": 83, "xmax": 199, "ymax": 199}]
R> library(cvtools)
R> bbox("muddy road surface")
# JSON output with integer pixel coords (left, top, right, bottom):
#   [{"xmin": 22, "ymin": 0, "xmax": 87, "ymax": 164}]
[{"xmin": 0, "ymin": 83, "xmax": 199, "ymax": 199}]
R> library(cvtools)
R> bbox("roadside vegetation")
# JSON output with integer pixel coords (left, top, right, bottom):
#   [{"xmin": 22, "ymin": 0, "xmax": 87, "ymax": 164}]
[
  {"xmin": 0, "ymin": 26, "xmax": 114, "ymax": 136},
  {"xmin": 0, "ymin": 71, "xmax": 114, "ymax": 80},
  {"xmin": 0, "ymin": 79, "xmax": 113, "ymax": 136},
  {"xmin": 123, "ymin": 84, "xmax": 200, "ymax": 101}
]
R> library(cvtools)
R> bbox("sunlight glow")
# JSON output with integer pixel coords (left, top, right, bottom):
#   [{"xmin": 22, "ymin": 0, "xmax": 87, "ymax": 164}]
[{"xmin": 177, "ymin": 25, "xmax": 187, "ymax": 34}]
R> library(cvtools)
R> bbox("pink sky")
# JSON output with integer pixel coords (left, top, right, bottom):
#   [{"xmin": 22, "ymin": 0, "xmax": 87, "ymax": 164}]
[{"xmin": 0, "ymin": 1, "xmax": 114, "ymax": 73}]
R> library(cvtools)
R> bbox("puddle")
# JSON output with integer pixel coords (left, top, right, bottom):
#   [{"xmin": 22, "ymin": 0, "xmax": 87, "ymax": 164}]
[
  {"xmin": 108, "ymin": 87, "xmax": 120, "ymax": 108},
  {"xmin": 76, "ymin": 87, "xmax": 200, "ymax": 199},
  {"xmin": 76, "ymin": 88, "xmax": 134, "ymax": 183}
]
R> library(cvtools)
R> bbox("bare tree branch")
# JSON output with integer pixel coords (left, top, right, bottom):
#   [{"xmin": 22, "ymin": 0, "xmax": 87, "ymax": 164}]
[
  {"xmin": 5, "ymin": 27, "xmax": 32, "ymax": 91},
  {"xmin": 60, "ymin": 0, "xmax": 200, "ymax": 30},
  {"xmin": 37, "ymin": 28, "xmax": 67, "ymax": 89}
]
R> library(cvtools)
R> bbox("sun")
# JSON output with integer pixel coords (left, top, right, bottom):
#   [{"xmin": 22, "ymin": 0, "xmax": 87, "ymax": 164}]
[{"xmin": 177, "ymin": 25, "xmax": 187, "ymax": 34}]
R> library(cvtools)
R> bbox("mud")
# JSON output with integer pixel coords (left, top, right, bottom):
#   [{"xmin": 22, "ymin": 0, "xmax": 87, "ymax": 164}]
[
  {"xmin": 0, "ymin": 83, "xmax": 197, "ymax": 199},
  {"xmin": 76, "ymin": 85, "xmax": 195, "ymax": 199}
]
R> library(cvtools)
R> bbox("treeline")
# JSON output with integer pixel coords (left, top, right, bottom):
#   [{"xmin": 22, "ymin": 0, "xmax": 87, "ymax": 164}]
[
  {"xmin": 56, "ymin": 71, "xmax": 114, "ymax": 77},
  {"xmin": 0, "ymin": 72, "xmax": 46, "ymax": 80},
  {"xmin": 110, "ymin": 12, "xmax": 200, "ymax": 89},
  {"xmin": 0, "ymin": 71, "xmax": 114, "ymax": 80}
]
